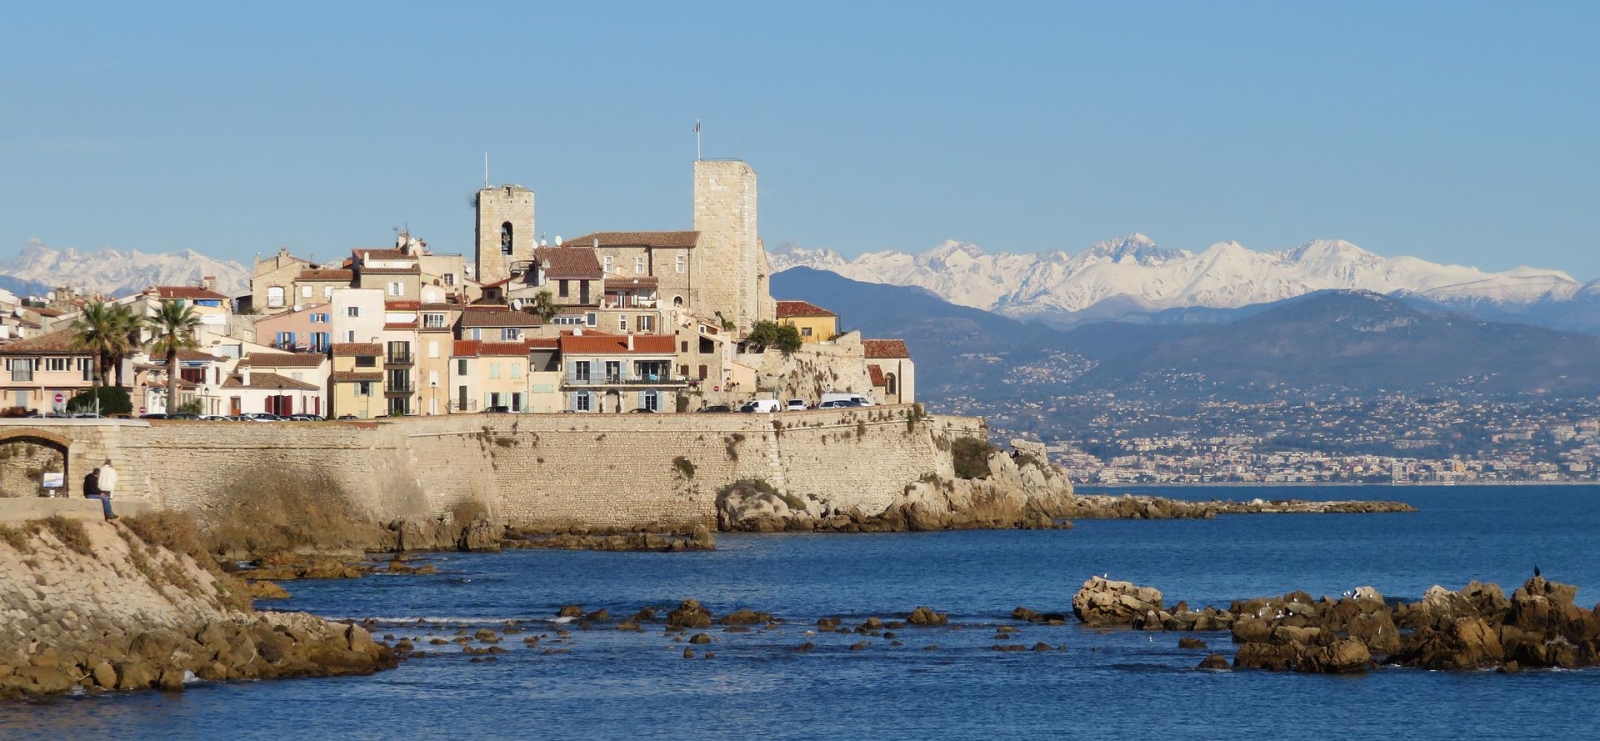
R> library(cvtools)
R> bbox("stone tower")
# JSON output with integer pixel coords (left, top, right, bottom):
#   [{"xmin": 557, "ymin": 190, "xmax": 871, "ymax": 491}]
[
  {"xmin": 693, "ymin": 160, "xmax": 764, "ymax": 335},
  {"xmin": 475, "ymin": 184, "xmax": 535, "ymax": 285}
]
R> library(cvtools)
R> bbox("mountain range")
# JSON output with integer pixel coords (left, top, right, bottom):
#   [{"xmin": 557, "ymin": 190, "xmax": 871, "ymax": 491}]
[
  {"xmin": 0, "ymin": 240, "xmax": 251, "ymax": 298},
  {"xmin": 767, "ymin": 235, "xmax": 1594, "ymax": 331}
]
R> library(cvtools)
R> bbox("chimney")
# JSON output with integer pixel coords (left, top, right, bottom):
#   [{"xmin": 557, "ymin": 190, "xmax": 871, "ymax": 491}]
[
  {"xmin": 201, "ymin": 275, "xmax": 216, "ymax": 292},
  {"xmin": 627, "ymin": 333, "xmax": 634, "ymax": 351},
  {"xmin": 240, "ymin": 365, "xmax": 251, "ymax": 387},
  {"xmin": 573, "ymin": 326, "xmax": 583, "ymax": 336}
]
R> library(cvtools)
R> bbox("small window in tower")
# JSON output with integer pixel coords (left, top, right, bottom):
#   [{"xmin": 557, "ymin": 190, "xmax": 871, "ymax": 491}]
[{"xmin": 501, "ymin": 222, "xmax": 513, "ymax": 255}]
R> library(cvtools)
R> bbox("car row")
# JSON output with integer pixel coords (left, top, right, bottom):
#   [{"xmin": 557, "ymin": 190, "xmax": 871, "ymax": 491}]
[
  {"xmin": 137, "ymin": 413, "xmax": 327, "ymax": 422},
  {"xmin": 695, "ymin": 394, "xmax": 877, "ymax": 414}
]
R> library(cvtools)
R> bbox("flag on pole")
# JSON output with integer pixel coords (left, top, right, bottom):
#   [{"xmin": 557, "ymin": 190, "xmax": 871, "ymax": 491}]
[{"xmin": 693, "ymin": 119, "xmax": 701, "ymax": 133}]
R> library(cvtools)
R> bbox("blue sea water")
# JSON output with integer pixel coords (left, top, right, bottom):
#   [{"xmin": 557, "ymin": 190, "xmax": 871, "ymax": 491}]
[{"xmin": 5, "ymin": 485, "xmax": 1600, "ymax": 739}]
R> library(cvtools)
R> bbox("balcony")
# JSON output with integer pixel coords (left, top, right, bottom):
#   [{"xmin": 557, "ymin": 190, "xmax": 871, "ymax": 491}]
[
  {"xmin": 385, "ymin": 382, "xmax": 415, "ymax": 395},
  {"xmin": 385, "ymin": 353, "xmax": 414, "ymax": 366},
  {"xmin": 563, "ymin": 373, "xmax": 689, "ymax": 388}
]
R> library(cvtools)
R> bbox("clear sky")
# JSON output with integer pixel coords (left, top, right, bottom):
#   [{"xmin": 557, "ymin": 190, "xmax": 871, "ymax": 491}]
[{"xmin": 2, "ymin": 1, "xmax": 1597, "ymax": 277}]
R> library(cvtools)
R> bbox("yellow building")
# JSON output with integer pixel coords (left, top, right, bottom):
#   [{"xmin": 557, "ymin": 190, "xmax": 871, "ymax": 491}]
[
  {"xmin": 328, "ymin": 343, "xmax": 384, "ymax": 419},
  {"xmin": 775, "ymin": 300, "xmax": 838, "ymax": 344}
]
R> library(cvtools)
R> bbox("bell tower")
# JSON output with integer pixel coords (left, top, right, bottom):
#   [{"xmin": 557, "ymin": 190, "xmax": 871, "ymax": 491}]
[{"xmin": 475, "ymin": 184, "xmax": 535, "ymax": 285}]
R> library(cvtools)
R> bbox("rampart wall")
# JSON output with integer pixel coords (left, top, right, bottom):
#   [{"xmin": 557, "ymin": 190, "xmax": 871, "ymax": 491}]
[{"xmin": 1, "ymin": 408, "xmax": 984, "ymax": 529}]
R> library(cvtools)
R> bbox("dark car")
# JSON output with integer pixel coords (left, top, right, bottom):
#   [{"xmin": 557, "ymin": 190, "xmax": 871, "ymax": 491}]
[
  {"xmin": 139, "ymin": 413, "xmax": 170, "ymax": 420},
  {"xmin": 698, "ymin": 405, "xmax": 732, "ymax": 413},
  {"xmin": 338, "ymin": 414, "xmax": 358, "ymax": 420},
  {"xmin": 629, "ymin": 407, "xmax": 655, "ymax": 413},
  {"xmin": 167, "ymin": 413, "xmax": 202, "ymax": 420},
  {"xmin": 482, "ymin": 406, "xmax": 511, "ymax": 414}
]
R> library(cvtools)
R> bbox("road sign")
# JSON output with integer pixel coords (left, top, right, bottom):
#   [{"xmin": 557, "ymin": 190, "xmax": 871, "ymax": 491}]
[
  {"xmin": 139, "ymin": 406, "xmax": 147, "ymax": 415},
  {"xmin": 53, "ymin": 392, "xmax": 64, "ymax": 405}
]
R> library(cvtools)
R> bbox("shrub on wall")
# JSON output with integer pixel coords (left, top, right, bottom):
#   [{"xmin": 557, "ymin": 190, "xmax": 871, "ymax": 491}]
[
  {"xmin": 673, "ymin": 456, "xmax": 696, "ymax": 480},
  {"xmin": 951, "ymin": 436, "xmax": 999, "ymax": 480},
  {"xmin": 67, "ymin": 387, "xmax": 132, "ymax": 416}
]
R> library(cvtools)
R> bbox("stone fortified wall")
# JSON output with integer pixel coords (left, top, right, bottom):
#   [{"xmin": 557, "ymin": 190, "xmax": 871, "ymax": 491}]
[{"xmin": 2, "ymin": 409, "xmax": 985, "ymax": 530}]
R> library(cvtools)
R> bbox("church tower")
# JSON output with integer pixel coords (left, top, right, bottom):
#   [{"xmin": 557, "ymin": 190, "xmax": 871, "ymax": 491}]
[
  {"xmin": 475, "ymin": 184, "xmax": 535, "ymax": 285},
  {"xmin": 693, "ymin": 160, "xmax": 762, "ymax": 335}
]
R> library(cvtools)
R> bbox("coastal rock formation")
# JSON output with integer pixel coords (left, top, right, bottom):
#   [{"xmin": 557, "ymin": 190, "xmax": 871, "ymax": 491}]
[
  {"xmin": 1064, "ymin": 494, "xmax": 1415, "ymax": 520},
  {"xmin": 1072, "ymin": 577, "xmax": 1164, "ymax": 627},
  {"xmin": 0, "ymin": 517, "xmax": 395, "ymax": 699}
]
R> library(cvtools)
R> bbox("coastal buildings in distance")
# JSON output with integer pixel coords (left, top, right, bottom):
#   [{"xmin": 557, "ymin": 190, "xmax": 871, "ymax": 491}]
[{"xmin": 0, "ymin": 160, "xmax": 913, "ymax": 418}]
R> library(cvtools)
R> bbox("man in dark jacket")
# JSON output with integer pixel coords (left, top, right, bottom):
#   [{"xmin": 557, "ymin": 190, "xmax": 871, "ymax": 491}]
[{"xmin": 83, "ymin": 469, "xmax": 114, "ymax": 520}]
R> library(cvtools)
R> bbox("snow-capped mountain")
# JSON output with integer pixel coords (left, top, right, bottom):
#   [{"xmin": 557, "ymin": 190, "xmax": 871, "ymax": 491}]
[
  {"xmin": 766, "ymin": 234, "xmax": 1586, "ymax": 325},
  {"xmin": 0, "ymin": 240, "xmax": 251, "ymax": 297}
]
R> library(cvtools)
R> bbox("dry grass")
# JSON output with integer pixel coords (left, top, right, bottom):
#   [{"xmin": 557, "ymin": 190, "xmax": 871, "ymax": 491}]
[
  {"xmin": 121, "ymin": 510, "xmax": 253, "ymax": 612},
  {"xmin": 951, "ymin": 436, "xmax": 999, "ymax": 480},
  {"xmin": 34, "ymin": 516, "xmax": 94, "ymax": 558},
  {"xmin": 0, "ymin": 525, "xmax": 31, "ymax": 553}
]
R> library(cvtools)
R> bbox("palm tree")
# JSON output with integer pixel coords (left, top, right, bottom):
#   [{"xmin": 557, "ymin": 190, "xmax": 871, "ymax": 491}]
[
  {"xmin": 147, "ymin": 301, "xmax": 203, "ymax": 414},
  {"xmin": 69, "ymin": 301, "xmax": 135, "ymax": 388},
  {"xmin": 109, "ymin": 303, "xmax": 141, "ymax": 388},
  {"xmin": 530, "ymin": 290, "xmax": 559, "ymax": 323}
]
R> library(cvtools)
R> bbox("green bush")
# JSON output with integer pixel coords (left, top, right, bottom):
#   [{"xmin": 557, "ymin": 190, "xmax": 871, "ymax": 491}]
[
  {"xmin": 67, "ymin": 387, "xmax": 132, "ymax": 415},
  {"xmin": 673, "ymin": 456, "xmax": 696, "ymax": 480},
  {"xmin": 744, "ymin": 321, "xmax": 803, "ymax": 355},
  {"xmin": 951, "ymin": 436, "xmax": 999, "ymax": 480}
]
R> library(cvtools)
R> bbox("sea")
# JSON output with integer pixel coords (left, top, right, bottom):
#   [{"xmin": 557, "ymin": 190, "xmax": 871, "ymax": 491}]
[{"xmin": 5, "ymin": 484, "xmax": 1599, "ymax": 740}]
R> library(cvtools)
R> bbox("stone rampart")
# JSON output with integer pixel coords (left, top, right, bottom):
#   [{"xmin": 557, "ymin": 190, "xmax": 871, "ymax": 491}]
[{"xmin": 1, "ymin": 408, "xmax": 987, "ymax": 529}]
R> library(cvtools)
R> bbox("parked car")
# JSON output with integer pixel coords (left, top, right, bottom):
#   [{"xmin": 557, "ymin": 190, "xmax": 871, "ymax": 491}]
[
  {"xmin": 629, "ymin": 407, "xmax": 655, "ymax": 413},
  {"xmin": 821, "ymin": 392, "xmax": 875, "ymax": 407},
  {"xmin": 198, "ymin": 415, "xmax": 229, "ymax": 421},
  {"xmin": 337, "ymin": 414, "xmax": 358, "ymax": 420},
  {"xmin": 817, "ymin": 400, "xmax": 852, "ymax": 409},
  {"xmin": 139, "ymin": 413, "xmax": 170, "ymax": 420},
  {"xmin": 288, "ymin": 414, "xmax": 325, "ymax": 422},
  {"xmin": 167, "ymin": 413, "xmax": 202, "ymax": 420},
  {"xmin": 482, "ymin": 406, "xmax": 511, "ymax": 413},
  {"xmin": 739, "ymin": 399, "xmax": 783, "ymax": 413},
  {"xmin": 698, "ymin": 405, "xmax": 732, "ymax": 413},
  {"xmin": 785, "ymin": 399, "xmax": 809, "ymax": 411},
  {"xmin": 241, "ymin": 413, "xmax": 284, "ymax": 422}
]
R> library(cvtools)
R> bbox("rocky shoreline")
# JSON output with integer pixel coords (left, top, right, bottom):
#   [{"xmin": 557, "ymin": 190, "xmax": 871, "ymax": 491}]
[
  {"xmin": 1063, "ymin": 494, "xmax": 1416, "ymax": 519},
  {"xmin": 0, "ymin": 516, "xmax": 395, "ymax": 699}
]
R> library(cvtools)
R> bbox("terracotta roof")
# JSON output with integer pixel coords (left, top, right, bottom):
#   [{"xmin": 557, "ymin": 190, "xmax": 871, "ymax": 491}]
[
  {"xmin": 867, "ymin": 364, "xmax": 886, "ymax": 387},
  {"xmin": 355, "ymin": 249, "xmax": 417, "ymax": 261},
  {"xmin": 452, "ymin": 340, "xmax": 481, "ymax": 357},
  {"xmin": 357, "ymin": 267, "xmax": 420, "ymax": 275},
  {"xmin": 863, "ymin": 339, "xmax": 910, "ymax": 359},
  {"xmin": 776, "ymin": 300, "xmax": 836, "ymax": 319},
  {"xmin": 223, "ymin": 372, "xmax": 320, "ymax": 391},
  {"xmin": 566, "ymin": 231, "xmax": 699, "ymax": 249},
  {"xmin": 178, "ymin": 349, "xmax": 227, "ymax": 362},
  {"xmin": 330, "ymin": 371, "xmax": 384, "ymax": 382},
  {"xmin": 30, "ymin": 307, "xmax": 65, "ymax": 318},
  {"xmin": 532, "ymin": 247, "xmax": 603, "ymax": 279},
  {"xmin": 605, "ymin": 277, "xmax": 659, "ymax": 290},
  {"xmin": 0, "ymin": 329, "xmax": 86, "ymax": 354},
  {"xmin": 558, "ymin": 334, "xmax": 676, "ymax": 355},
  {"xmin": 154, "ymin": 286, "xmax": 231, "ymax": 301},
  {"xmin": 461, "ymin": 311, "xmax": 539, "ymax": 328},
  {"xmin": 331, "ymin": 343, "xmax": 382, "ymax": 357},
  {"xmin": 480, "ymin": 342, "xmax": 530, "ymax": 357},
  {"xmin": 526, "ymin": 338, "xmax": 558, "ymax": 350},
  {"xmin": 385, "ymin": 300, "xmax": 421, "ymax": 310},
  {"xmin": 241, "ymin": 353, "xmax": 326, "ymax": 368},
  {"xmin": 297, "ymin": 269, "xmax": 353, "ymax": 281},
  {"xmin": 420, "ymin": 303, "xmax": 460, "ymax": 311}
]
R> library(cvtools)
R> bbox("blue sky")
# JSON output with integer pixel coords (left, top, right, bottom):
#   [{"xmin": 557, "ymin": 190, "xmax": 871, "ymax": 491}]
[{"xmin": 2, "ymin": 2, "xmax": 1597, "ymax": 277}]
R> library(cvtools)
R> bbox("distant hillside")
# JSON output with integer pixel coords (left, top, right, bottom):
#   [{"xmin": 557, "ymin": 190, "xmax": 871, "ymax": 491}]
[{"xmin": 1085, "ymin": 290, "xmax": 1600, "ymax": 396}]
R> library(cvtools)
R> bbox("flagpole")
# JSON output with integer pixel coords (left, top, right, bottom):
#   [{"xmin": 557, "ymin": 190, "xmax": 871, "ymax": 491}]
[{"xmin": 694, "ymin": 119, "xmax": 702, "ymax": 161}]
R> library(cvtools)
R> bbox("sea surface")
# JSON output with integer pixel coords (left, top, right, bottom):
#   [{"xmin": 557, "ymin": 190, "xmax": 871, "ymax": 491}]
[{"xmin": 6, "ymin": 485, "xmax": 1600, "ymax": 739}]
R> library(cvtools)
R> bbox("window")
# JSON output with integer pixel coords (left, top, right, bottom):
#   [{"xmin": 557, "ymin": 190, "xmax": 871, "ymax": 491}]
[
  {"xmin": 324, "ymin": 286, "xmax": 335, "ymax": 299},
  {"xmin": 490, "ymin": 363, "xmax": 501, "ymax": 380},
  {"xmin": 585, "ymin": 313, "xmax": 597, "ymax": 327},
  {"xmin": 558, "ymin": 280, "xmax": 569, "ymax": 298},
  {"xmin": 511, "ymin": 363, "xmax": 522, "ymax": 379},
  {"xmin": 675, "ymin": 254, "xmax": 685, "ymax": 274},
  {"xmin": 619, "ymin": 315, "xmax": 628, "ymax": 332},
  {"xmin": 387, "ymin": 282, "xmax": 403, "ymax": 297},
  {"xmin": 301, "ymin": 286, "xmax": 312, "ymax": 298},
  {"xmin": 343, "ymin": 330, "xmax": 357, "ymax": 342},
  {"xmin": 423, "ymin": 313, "xmax": 447, "ymax": 329},
  {"xmin": 801, "ymin": 326, "xmax": 813, "ymax": 337},
  {"xmin": 698, "ymin": 364, "xmax": 708, "ymax": 380},
  {"xmin": 679, "ymin": 364, "xmax": 689, "ymax": 376},
  {"xmin": 45, "ymin": 357, "xmax": 71, "ymax": 372},
  {"xmin": 356, "ymin": 381, "xmax": 372, "ymax": 396},
  {"xmin": 428, "ymin": 370, "xmax": 438, "ymax": 387},
  {"xmin": 181, "ymin": 367, "xmax": 205, "ymax": 384},
  {"xmin": 291, "ymin": 372, "xmax": 304, "ymax": 381},
  {"xmin": 502, "ymin": 328, "xmax": 520, "ymax": 341},
  {"xmin": 387, "ymin": 341, "xmax": 411, "ymax": 362},
  {"xmin": 346, "ymin": 306, "xmax": 362, "ymax": 318},
  {"xmin": 576, "ymin": 391, "xmax": 591, "ymax": 412},
  {"xmin": 443, "ymin": 273, "xmax": 456, "ymax": 286},
  {"xmin": 501, "ymin": 222, "xmax": 513, "ymax": 255},
  {"xmin": 673, "ymin": 296, "xmax": 684, "ymax": 308},
  {"xmin": 267, "ymin": 286, "xmax": 286, "ymax": 308},
  {"xmin": 9, "ymin": 359, "xmax": 33, "ymax": 382},
  {"xmin": 355, "ymin": 356, "xmax": 377, "ymax": 368},
  {"xmin": 309, "ymin": 313, "xmax": 322, "ymax": 324},
  {"xmin": 643, "ymin": 390, "xmax": 659, "ymax": 412},
  {"xmin": 311, "ymin": 332, "xmax": 330, "ymax": 352},
  {"xmin": 639, "ymin": 315, "xmax": 654, "ymax": 333},
  {"xmin": 680, "ymin": 341, "xmax": 688, "ymax": 353},
  {"xmin": 428, "ymin": 340, "xmax": 439, "ymax": 359},
  {"xmin": 457, "ymin": 359, "xmax": 468, "ymax": 376},
  {"xmin": 603, "ymin": 256, "xmax": 614, "ymax": 274},
  {"xmin": 886, "ymin": 373, "xmax": 898, "ymax": 395},
  {"xmin": 634, "ymin": 256, "xmax": 645, "ymax": 275},
  {"xmin": 573, "ymin": 361, "xmax": 591, "ymax": 383},
  {"xmin": 553, "ymin": 315, "xmax": 583, "ymax": 325},
  {"xmin": 276, "ymin": 332, "xmax": 296, "ymax": 348}
]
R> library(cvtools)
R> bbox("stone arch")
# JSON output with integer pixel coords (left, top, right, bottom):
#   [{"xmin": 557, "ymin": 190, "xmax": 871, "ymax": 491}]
[
  {"xmin": 500, "ymin": 222, "xmax": 514, "ymax": 255},
  {"xmin": 672, "ymin": 295, "xmax": 684, "ymax": 308},
  {"xmin": 885, "ymin": 373, "xmax": 898, "ymax": 397},
  {"xmin": 0, "ymin": 428, "xmax": 74, "ymax": 497}
]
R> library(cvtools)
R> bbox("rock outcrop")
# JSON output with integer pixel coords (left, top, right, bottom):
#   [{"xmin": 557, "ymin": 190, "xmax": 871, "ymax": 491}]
[
  {"xmin": 1072, "ymin": 577, "xmax": 1164, "ymax": 627},
  {"xmin": 0, "ymin": 518, "xmax": 395, "ymax": 699}
]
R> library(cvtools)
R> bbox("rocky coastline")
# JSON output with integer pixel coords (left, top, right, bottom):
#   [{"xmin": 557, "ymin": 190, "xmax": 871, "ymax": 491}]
[{"xmin": 0, "ymin": 516, "xmax": 395, "ymax": 699}]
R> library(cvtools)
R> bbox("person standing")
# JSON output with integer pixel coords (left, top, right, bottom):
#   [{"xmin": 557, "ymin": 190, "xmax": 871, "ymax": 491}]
[{"xmin": 92, "ymin": 459, "xmax": 118, "ymax": 521}]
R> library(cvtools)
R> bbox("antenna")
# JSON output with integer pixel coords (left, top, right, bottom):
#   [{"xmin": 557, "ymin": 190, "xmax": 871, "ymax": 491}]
[
  {"xmin": 693, "ymin": 119, "xmax": 702, "ymax": 161},
  {"xmin": 483, "ymin": 152, "xmax": 489, "ymax": 188}
]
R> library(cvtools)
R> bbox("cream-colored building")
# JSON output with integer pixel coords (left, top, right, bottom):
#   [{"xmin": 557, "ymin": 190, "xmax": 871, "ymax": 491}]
[{"xmin": 329, "ymin": 343, "xmax": 384, "ymax": 419}]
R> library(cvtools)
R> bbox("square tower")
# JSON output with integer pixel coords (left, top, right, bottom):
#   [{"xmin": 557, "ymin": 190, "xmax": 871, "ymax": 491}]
[
  {"xmin": 475, "ymin": 184, "xmax": 536, "ymax": 285},
  {"xmin": 693, "ymin": 160, "xmax": 761, "ymax": 334}
]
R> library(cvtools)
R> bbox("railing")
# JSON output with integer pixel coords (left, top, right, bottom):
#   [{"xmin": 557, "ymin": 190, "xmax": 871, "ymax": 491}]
[
  {"xmin": 562, "ymin": 373, "xmax": 689, "ymax": 387},
  {"xmin": 385, "ymin": 353, "xmax": 414, "ymax": 365},
  {"xmin": 385, "ymin": 382, "xmax": 415, "ymax": 394}
]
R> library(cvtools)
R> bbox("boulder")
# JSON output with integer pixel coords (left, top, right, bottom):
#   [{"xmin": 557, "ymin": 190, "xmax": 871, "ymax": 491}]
[
  {"xmin": 667, "ymin": 599, "xmax": 714, "ymax": 629},
  {"xmin": 1298, "ymin": 638, "xmax": 1371, "ymax": 674},
  {"xmin": 1197, "ymin": 654, "xmax": 1231, "ymax": 670},
  {"xmin": 1395, "ymin": 617, "xmax": 1503, "ymax": 670},
  {"xmin": 1233, "ymin": 642, "xmax": 1301, "ymax": 671},
  {"xmin": 1178, "ymin": 638, "xmax": 1208, "ymax": 650},
  {"xmin": 719, "ymin": 609, "xmax": 772, "ymax": 625},
  {"xmin": 907, "ymin": 606, "xmax": 948, "ymax": 626},
  {"xmin": 1072, "ymin": 577, "xmax": 1163, "ymax": 627},
  {"xmin": 557, "ymin": 605, "xmax": 584, "ymax": 618}
]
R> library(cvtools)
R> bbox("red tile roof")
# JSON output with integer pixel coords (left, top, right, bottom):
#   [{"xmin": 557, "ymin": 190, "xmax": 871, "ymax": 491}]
[
  {"xmin": 354, "ymin": 249, "xmax": 416, "ymax": 261},
  {"xmin": 297, "ymin": 269, "xmax": 353, "ymax": 281},
  {"xmin": 605, "ymin": 277, "xmax": 659, "ymax": 290},
  {"xmin": 384, "ymin": 322, "xmax": 418, "ymax": 330},
  {"xmin": 155, "ymin": 286, "xmax": 231, "ymax": 301},
  {"xmin": 224, "ymin": 372, "xmax": 320, "ymax": 391},
  {"xmin": 30, "ymin": 307, "xmax": 65, "ymax": 318},
  {"xmin": 385, "ymin": 300, "xmax": 421, "ymax": 310},
  {"xmin": 532, "ymin": 247, "xmax": 603, "ymax": 279},
  {"xmin": 331, "ymin": 343, "xmax": 382, "ymax": 357},
  {"xmin": 565, "ymin": 231, "xmax": 699, "ymax": 249},
  {"xmin": 867, "ymin": 364, "xmax": 886, "ymax": 387},
  {"xmin": 452, "ymin": 339, "xmax": 482, "ymax": 357},
  {"xmin": 241, "ymin": 353, "xmax": 327, "ymax": 368},
  {"xmin": 526, "ymin": 338, "xmax": 559, "ymax": 350},
  {"xmin": 0, "ymin": 329, "xmax": 88, "ymax": 355},
  {"xmin": 357, "ymin": 267, "xmax": 420, "ymax": 275},
  {"xmin": 479, "ymin": 342, "xmax": 530, "ymax": 357},
  {"xmin": 461, "ymin": 311, "xmax": 540, "ymax": 328},
  {"xmin": 558, "ymin": 334, "xmax": 676, "ymax": 355},
  {"xmin": 863, "ymin": 339, "xmax": 910, "ymax": 359},
  {"xmin": 776, "ymin": 300, "xmax": 836, "ymax": 319}
]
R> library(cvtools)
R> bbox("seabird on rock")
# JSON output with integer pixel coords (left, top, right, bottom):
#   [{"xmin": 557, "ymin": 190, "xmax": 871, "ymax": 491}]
[{"xmin": 1534, "ymin": 564, "xmax": 1541, "ymax": 578}]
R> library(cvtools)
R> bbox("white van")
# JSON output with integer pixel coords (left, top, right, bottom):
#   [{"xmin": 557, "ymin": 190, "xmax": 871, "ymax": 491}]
[
  {"xmin": 740, "ymin": 399, "xmax": 783, "ymax": 413},
  {"xmin": 820, "ymin": 392, "xmax": 875, "ymax": 407}
]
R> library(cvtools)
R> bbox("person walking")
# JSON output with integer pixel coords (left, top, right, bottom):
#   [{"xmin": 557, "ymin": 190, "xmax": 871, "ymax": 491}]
[{"xmin": 92, "ymin": 459, "xmax": 118, "ymax": 521}]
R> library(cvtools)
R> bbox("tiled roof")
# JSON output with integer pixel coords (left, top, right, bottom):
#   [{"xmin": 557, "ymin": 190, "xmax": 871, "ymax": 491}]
[
  {"xmin": 384, "ymin": 300, "xmax": 421, "ymax": 310},
  {"xmin": 776, "ymin": 300, "xmax": 836, "ymax": 319},
  {"xmin": 604, "ymin": 277, "xmax": 659, "ymax": 290},
  {"xmin": 867, "ymin": 364, "xmax": 886, "ymax": 387},
  {"xmin": 329, "ymin": 371, "xmax": 384, "ymax": 383},
  {"xmin": 480, "ymin": 342, "xmax": 530, "ymax": 357},
  {"xmin": 863, "ymin": 339, "xmax": 910, "ymax": 359},
  {"xmin": 558, "ymin": 334, "xmax": 676, "ymax": 355},
  {"xmin": 155, "ymin": 286, "xmax": 231, "ymax": 301},
  {"xmin": 452, "ymin": 340, "xmax": 481, "ymax": 357},
  {"xmin": 223, "ymin": 372, "xmax": 320, "ymax": 391},
  {"xmin": 384, "ymin": 322, "xmax": 418, "ymax": 330},
  {"xmin": 297, "ymin": 269, "xmax": 353, "ymax": 281},
  {"xmin": 565, "ymin": 231, "xmax": 699, "ymax": 249},
  {"xmin": 354, "ymin": 249, "xmax": 416, "ymax": 261},
  {"xmin": 460, "ymin": 311, "xmax": 539, "ymax": 328},
  {"xmin": 331, "ymin": 343, "xmax": 382, "ymax": 357},
  {"xmin": 241, "ymin": 353, "xmax": 326, "ymax": 368},
  {"xmin": 532, "ymin": 247, "xmax": 603, "ymax": 279},
  {"xmin": 0, "ymin": 329, "xmax": 85, "ymax": 354},
  {"xmin": 526, "ymin": 338, "xmax": 559, "ymax": 350},
  {"xmin": 30, "ymin": 307, "xmax": 65, "ymax": 318},
  {"xmin": 357, "ymin": 267, "xmax": 420, "ymax": 275}
]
